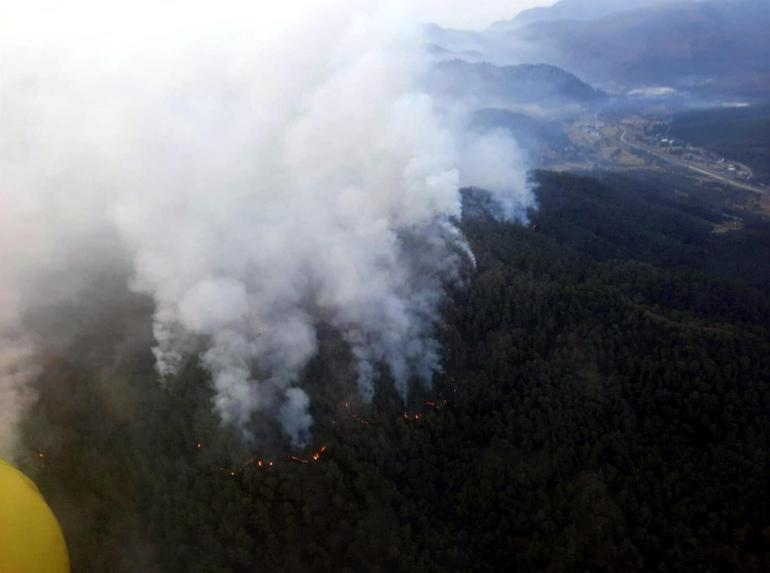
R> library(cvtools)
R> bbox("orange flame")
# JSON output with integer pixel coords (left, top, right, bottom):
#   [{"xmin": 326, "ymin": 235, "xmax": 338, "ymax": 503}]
[{"xmin": 313, "ymin": 446, "xmax": 327, "ymax": 461}]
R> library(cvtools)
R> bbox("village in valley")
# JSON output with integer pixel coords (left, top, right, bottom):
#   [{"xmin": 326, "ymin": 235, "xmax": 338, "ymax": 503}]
[{"xmin": 550, "ymin": 113, "xmax": 767, "ymax": 196}]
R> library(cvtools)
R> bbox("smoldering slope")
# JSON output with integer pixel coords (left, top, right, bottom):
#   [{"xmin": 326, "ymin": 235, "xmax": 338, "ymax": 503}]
[{"xmin": 0, "ymin": 0, "xmax": 534, "ymax": 454}]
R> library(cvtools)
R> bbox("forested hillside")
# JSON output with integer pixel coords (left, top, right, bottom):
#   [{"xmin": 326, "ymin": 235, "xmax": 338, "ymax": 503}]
[
  {"xmin": 671, "ymin": 105, "xmax": 770, "ymax": 180},
  {"xmin": 20, "ymin": 171, "xmax": 770, "ymax": 572}
]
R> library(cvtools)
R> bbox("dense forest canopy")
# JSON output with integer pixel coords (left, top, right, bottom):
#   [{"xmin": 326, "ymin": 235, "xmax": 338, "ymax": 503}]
[{"xmin": 19, "ymin": 170, "xmax": 770, "ymax": 572}]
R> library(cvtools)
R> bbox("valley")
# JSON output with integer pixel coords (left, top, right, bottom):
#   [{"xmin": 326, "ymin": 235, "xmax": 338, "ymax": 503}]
[{"xmin": 552, "ymin": 112, "xmax": 769, "ymax": 196}]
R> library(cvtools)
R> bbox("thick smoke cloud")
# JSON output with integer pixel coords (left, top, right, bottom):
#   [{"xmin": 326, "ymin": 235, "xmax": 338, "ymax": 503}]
[
  {"xmin": 0, "ymin": 339, "xmax": 39, "ymax": 459},
  {"xmin": 0, "ymin": 0, "xmax": 534, "ymax": 450},
  {"xmin": 0, "ymin": 215, "xmax": 35, "ymax": 459}
]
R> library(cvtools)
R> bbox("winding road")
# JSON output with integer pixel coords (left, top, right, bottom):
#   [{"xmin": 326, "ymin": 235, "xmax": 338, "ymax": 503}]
[{"xmin": 619, "ymin": 127, "xmax": 767, "ymax": 195}]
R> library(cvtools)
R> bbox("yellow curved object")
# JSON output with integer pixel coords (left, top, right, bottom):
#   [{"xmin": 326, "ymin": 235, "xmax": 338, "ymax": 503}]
[{"xmin": 0, "ymin": 458, "xmax": 69, "ymax": 573}]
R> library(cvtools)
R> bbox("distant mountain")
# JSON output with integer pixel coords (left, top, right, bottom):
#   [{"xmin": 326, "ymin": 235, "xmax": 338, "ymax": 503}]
[
  {"xmin": 425, "ymin": 60, "xmax": 605, "ymax": 109},
  {"xmin": 425, "ymin": 43, "xmax": 486, "ymax": 63},
  {"xmin": 491, "ymin": 0, "xmax": 684, "ymax": 29},
  {"xmin": 422, "ymin": 23, "xmax": 487, "ymax": 59},
  {"xmin": 500, "ymin": 0, "xmax": 770, "ymax": 96},
  {"xmin": 470, "ymin": 108, "xmax": 570, "ymax": 161}
]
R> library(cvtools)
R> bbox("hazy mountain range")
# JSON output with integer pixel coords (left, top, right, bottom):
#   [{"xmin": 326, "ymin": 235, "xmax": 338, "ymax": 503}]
[
  {"xmin": 426, "ymin": 0, "xmax": 770, "ymax": 98},
  {"xmin": 425, "ymin": 60, "xmax": 605, "ymax": 110},
  {"xmin": 491, "ymin": 0, "xmax": 690, "ymax": 29}
]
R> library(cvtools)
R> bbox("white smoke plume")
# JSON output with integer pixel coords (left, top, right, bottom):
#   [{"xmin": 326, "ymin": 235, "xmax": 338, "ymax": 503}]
[
  {"xmin": 0, "ymin": 339, "xmax": 40, "ymax": 460},
  {"xmin": 0, "ymin": 162, "xmax": 52, "ymax": 459},
  {"xmin": 0, "ymin": 0, "xmax": 534, "ymax": 446}
]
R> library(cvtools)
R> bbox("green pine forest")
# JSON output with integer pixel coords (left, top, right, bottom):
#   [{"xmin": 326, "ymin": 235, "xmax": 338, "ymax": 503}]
[{"xmin": 20, "ymin": 170, "xmax": 770, "ymax": 572}]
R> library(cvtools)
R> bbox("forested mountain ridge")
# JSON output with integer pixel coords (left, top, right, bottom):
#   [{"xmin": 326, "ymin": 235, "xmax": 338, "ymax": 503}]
[
  {"xmin": 425, "ymin": 60, "xmax": 605, "ymax": 107},
  {"xmin": 490, "ymin": 0, "xmax": 681, "ymax": 29},
  {"xmin": 20, "ymin": 170, "xmax": 770, "ymax": 572},
  {"xmin": 503, "ymin": 0, "xmax": 770, "ymax": 96},
  {"xmin": 429, "ymin": 0, "xmax": 770, "ymax": 98}
]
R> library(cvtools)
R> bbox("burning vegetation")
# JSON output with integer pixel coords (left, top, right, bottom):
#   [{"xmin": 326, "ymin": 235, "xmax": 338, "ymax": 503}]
[{"xmin": 196, "ymin": 391, "xmax": 455, "ymax": 478}]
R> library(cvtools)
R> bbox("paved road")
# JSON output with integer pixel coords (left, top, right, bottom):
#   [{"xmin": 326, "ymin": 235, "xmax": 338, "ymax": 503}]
[{"xmin": 619, "ymin": 128, "xmax": 767, "ymax": 195}]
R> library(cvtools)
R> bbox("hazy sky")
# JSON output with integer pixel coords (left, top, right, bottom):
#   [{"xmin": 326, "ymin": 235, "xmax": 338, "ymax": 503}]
[
  {"xmin": 0, "ymin": 1, "xmax": 557, "ymax": 44},
  {"xmin": 415, "ymin": 0, "xmax": 555, "ymax": 30}
]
